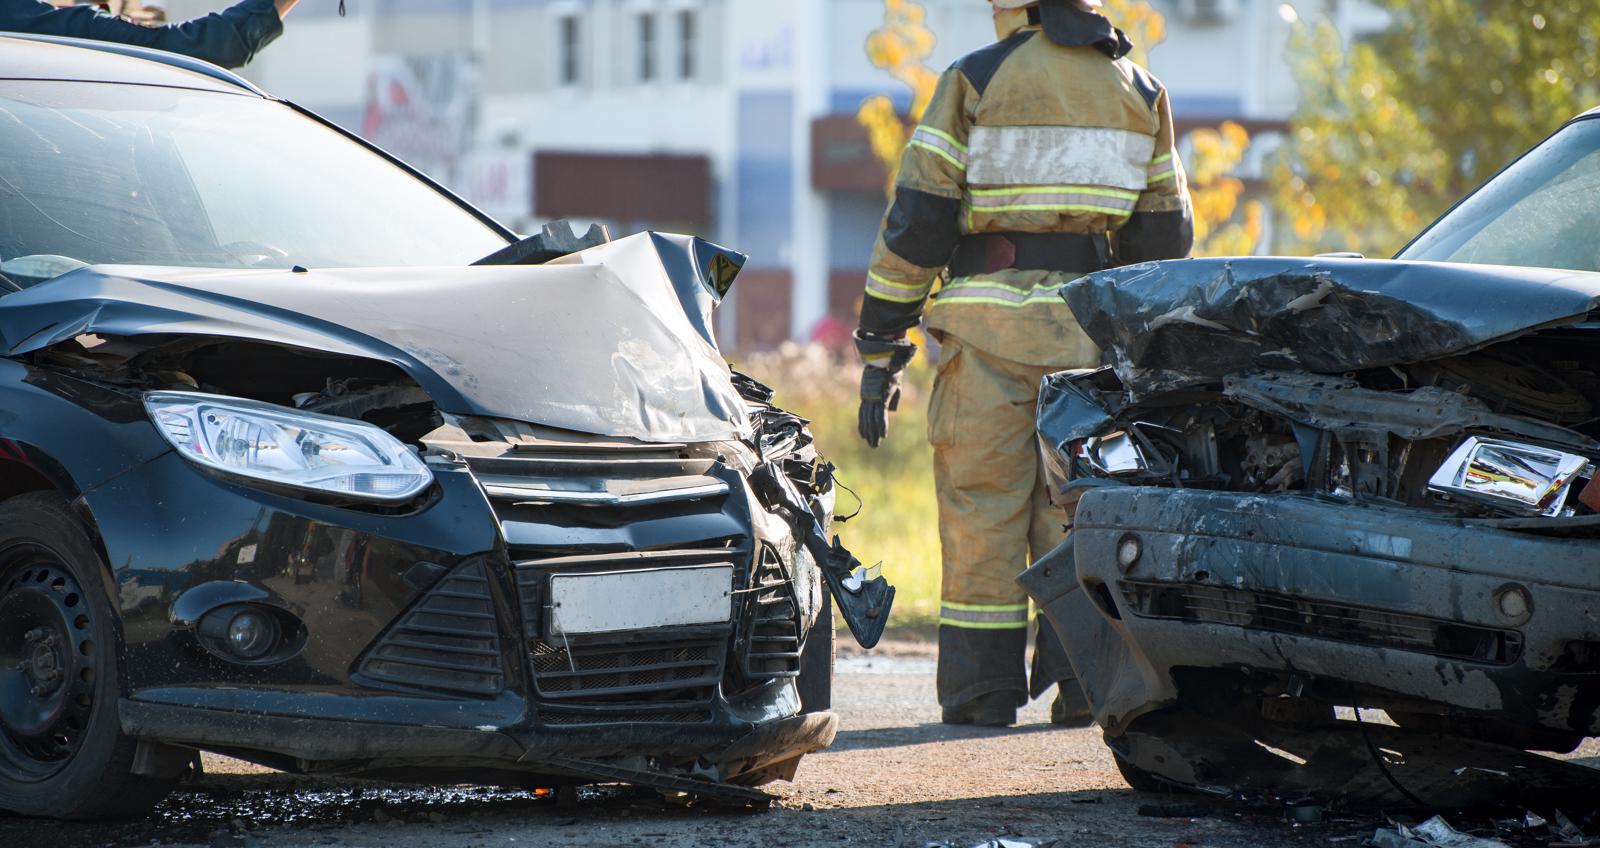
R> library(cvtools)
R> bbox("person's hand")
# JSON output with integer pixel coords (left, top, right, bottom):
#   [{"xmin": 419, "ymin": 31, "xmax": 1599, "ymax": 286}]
[
  {"xmin": 274, "ymin": 0, "xmax": 301, "ymax": 18},
  {"xmin": 852, "ymin": 330, "xmax": 917, "ymax": 449},
  {"xmin": 858, "ymin": 365, "xmax": 903, "ymax": 448}
]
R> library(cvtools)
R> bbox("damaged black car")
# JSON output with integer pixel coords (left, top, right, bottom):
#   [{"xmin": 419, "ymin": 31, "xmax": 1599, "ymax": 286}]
[
  {"xmin": 1024, "ymin": 109, "xmax": 1600, "ymax": 805},
  {"xmin": 0, "ymin": 35, "xmax": 892, "ymax": 818}
]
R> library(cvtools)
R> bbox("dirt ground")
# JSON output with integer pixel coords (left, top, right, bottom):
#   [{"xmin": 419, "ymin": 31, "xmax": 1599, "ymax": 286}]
[{"xmin": 7, "ymin": 645, "xmax": 1597, "ymax": 848}]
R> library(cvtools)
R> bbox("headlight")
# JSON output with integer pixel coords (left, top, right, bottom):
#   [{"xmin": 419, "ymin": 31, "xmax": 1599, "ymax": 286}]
[
  {"xmin": 1074, "ymin": 432, "xmax": 1150, "ymax": 477},
  {"xmin": 145, "ymin": 391, "xmax": 433, "ymax": 503},
  {"xmin": 1427, "ymin": 436, "xmax": 1590, "ymax": 516}
]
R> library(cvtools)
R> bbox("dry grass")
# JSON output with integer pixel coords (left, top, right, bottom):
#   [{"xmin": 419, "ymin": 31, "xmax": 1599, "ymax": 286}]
[{"xmin": 733, "ymin": 343, "xmax": 942, "ymax": 637}]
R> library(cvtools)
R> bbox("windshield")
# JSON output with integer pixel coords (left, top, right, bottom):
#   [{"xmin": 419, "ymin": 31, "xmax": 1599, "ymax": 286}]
[
  {"xmin": 1401, "ymin": 118, "xmax": 1600, "ymax": 272},
  {"xmin": 0, "ymin": 80, "xmax": 507, "ymax": 284}
]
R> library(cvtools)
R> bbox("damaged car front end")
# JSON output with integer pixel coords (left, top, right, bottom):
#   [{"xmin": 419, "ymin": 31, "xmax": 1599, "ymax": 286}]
[
  {"xmin": 0, "ymin": 36, "xmax": 891, "ymax": 819},
  {"xmin": 1023, "ymin": 111, "xmax": 1600, "ymax": 805}
]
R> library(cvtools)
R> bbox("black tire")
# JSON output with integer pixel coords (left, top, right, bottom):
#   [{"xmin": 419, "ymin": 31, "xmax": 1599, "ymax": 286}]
[
  {"xmin": 0, "ymin": 492, "xmax": 175, "ymax": 819},
  {"xmin": 797, "ymin": 591, "xmax": 834, "ymax": 714}
]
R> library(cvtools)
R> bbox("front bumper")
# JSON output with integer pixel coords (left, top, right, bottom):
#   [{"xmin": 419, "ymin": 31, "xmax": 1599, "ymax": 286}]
[
  {"xmin": 89, "ymin": 442, "xmax": 829, "ymax": 781},
  {"xmin": 1023, "ymin": 486, "xmax": 1600, "ymax": 736}
]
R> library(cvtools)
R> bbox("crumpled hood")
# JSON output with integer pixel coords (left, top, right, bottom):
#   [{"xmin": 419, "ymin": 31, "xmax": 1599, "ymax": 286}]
[
  {"xmin": 0, "ymin": 232, "xmax": 751, "ymax": 443},
  {"xmin": 1064, "ymin": 256, "xmax": 1600, "ymax": 396}
]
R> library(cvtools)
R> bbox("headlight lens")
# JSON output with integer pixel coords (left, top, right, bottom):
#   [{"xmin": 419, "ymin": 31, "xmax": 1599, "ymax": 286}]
[
  {"xmin": 1427, "ymin": 436, "xmax": 1590, "ymax": 516},
  {"xmin": 145, "ymin": 391, "xmax": 433, "ymax": 503}
]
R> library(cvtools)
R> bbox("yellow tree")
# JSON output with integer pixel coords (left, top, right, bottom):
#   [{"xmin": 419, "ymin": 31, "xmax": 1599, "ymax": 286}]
[
  {"xmin": 857, "ymin": 0, "xmax": 941, "ymax": 196},
  {"xmin": 1271, "ymin": 2, "xmax": 1600, "ymax": 257}
]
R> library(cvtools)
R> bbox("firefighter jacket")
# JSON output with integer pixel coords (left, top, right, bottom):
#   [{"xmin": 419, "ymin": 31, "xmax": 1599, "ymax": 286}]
[
  {"xmin": 859, "ymin": 10, "xmax": 1194, "ymax": 368},
  {"xmin": 2, "ymin": 0, "xmax": 283, "ymax": 70}
]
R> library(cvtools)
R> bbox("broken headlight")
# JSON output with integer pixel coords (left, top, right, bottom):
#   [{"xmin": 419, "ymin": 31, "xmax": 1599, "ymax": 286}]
[
  {"xmin": 145, "ymin": 391, "xmax": 433, "ymax": 503},
  {"xmin": 1074, "ymin": 432, "xmax": 1151, "ymax": 477},
  {"xmin": 1427, "ymin": 436, "xmax": 1590, "ymax": 516}
]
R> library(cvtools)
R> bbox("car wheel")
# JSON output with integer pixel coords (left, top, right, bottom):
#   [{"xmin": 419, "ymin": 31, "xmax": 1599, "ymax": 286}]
[
  {"xmin": 0, "ymin": 492, "xmax": 175, "ymax": 819},
  {"xmin": 796, "ymin": 591, "xmax": 834, "ymax": 714}
]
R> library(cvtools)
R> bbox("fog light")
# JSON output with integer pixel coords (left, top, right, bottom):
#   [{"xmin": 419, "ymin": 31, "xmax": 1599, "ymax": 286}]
[
  {"xmin": 195, "ymin": 603, "xmax": 296, "ymax": 665},
  {"xmin": 1495, "ymin": 584, "xmax": 1532, "ymax": 622},
  {"xmin": 1116, "ymin": 533, "xmax": 1142, "ymax": 572},
  {"xmin": 225, "ymin": 609, "xmax": 281, "ymax": 660}
]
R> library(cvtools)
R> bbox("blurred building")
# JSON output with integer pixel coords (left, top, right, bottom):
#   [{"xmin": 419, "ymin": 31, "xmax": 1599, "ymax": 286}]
[{"xmin": 161, "ymin": 0, "xmax": 1382, "ymax": 349}]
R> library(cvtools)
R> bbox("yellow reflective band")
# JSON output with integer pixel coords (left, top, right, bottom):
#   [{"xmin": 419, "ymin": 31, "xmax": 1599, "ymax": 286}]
[
  {"xmin": 937, "ymin": 295, "xmax": 1065, "ymax": 308},
  {"xmin": 939, "ymin": 618, "xmax": 1031, "ymax": 630},
  {"xmin": 941, "ymin": 601, "xmax": 1029, "ymax": 612},
  {"xmin": 916, "ymin": 125, "xmax": 969, "ymax": 153},
  {"xmin": 910, "ymin": 139, "xmax": 967, "ymax": 171},
  {"xmin": 1149, "ymin": 152, "xmax": 1173, "ymax": 167},
  {"xmin": 860, "ymin": 351, "xmax": 894, "ymax": 362},
  {"xmin": 970, "ymin": 202, "xmax": 1135, "ymax": 216},
  {"xmin": 1146, "ymin": 169, "xmax": 1176, "ymax": 185},
  {"xmin": 866, "ymin": 288, "xmax": 929, "ymax": 304},
  {"xmin": 868, "ymin": 271, "xmax": 931, "ymax": 291},
  {"xmin": 969, "ymin": 185, "xmax": 1140, "ymax": 201}
]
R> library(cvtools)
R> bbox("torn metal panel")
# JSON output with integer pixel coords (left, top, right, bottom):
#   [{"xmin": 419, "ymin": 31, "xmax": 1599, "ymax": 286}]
[
  {"xmin": 0, "ymin": 233, "xmax": 749, "ymax": 444},
  {"xmin": 1222, "ymin": 371, "xmax": 1600, "ymax": 451},
  {"xmin": 1062, "ymin": 257, "xmax": 1600, "ymax": 396}
]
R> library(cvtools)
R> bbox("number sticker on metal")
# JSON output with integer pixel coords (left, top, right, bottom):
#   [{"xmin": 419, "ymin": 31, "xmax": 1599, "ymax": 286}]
[{"xmin": 548, "ymin": 565, "xmax": 734, "ymax": 635}]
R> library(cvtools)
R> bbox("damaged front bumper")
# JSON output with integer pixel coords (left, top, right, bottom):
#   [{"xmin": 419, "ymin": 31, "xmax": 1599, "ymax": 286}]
[
  {"xmin": 1024, "ymin": 485, "xmax": 1600, "ymax": 739},
  {"xmin": 98, "ymin": 425, "xmax": 845, "ymax": 795}
]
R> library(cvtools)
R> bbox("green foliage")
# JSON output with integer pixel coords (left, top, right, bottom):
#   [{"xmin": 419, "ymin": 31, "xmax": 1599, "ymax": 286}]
[
  {"xmin": 735, "ymin": 346, "xmax": 943, "ymax": 636},
  {"xmin": 1274, "ymin": 0, "xmax": 1600, "ymax": 257}
]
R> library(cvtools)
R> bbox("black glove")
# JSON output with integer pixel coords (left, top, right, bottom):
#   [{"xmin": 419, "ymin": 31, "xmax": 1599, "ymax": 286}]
[
  {"xmin": 853, "ymin": 331, "xmax": 917, "ymax": 448},
  {"xmin": 858, "ymin": 365, "xmax": 902, "ymax": 448}
]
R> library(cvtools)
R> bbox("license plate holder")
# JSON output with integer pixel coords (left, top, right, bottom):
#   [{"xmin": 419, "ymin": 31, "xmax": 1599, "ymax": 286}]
[{"xmin": 548, "ymin": 565, "xmax": 734, "ymax": 635}]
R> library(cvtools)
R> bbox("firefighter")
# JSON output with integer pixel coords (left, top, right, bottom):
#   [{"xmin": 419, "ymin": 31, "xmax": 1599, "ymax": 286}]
[
  {"xmin": 855, "ymin": 0, "xmax": 1193, "ymax": 727},
  {"xmin": 1, "ymin": 0, "xmax": 300, "ymax": 69}
]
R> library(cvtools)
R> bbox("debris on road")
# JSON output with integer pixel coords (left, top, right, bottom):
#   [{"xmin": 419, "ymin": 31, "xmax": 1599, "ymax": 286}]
[{"xmin": 1371, "ymin": 817, "xmax": 1511, "ymax": 848}]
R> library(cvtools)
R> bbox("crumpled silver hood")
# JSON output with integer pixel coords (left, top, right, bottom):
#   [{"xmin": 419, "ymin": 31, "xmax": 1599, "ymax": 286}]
[{"xmin": 0, "ymin": 232, "xmax": 751, "ymax": 443}]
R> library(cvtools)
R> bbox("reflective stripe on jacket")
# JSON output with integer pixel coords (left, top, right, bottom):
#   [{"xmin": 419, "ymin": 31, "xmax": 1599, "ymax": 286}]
[{"xmin": 859, "ymin": 17, "xmax": 1194, "ymax": 368}]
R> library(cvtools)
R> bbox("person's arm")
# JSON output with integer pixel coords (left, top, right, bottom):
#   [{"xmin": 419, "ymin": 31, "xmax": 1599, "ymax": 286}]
[
  {"xmin": 1115, "ymin": 78, "xmax": 1195, "ymax": 265},
  {"xmin": 1, "ymin": 0, "xmax": 288, "ymax": 70},
  {"xmin": 857, "ymin": 66, "xmax": 976, "ymax": 340}
]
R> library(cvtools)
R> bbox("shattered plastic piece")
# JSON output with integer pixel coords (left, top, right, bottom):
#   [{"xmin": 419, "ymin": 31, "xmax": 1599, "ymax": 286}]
[
  {"xmin": 971, "ymin": 839, "xmax": 1057, "ymax": 848},
  {"xmin": 1374, "ymin": 817, "xmax": 1513, "ymax": 848}
]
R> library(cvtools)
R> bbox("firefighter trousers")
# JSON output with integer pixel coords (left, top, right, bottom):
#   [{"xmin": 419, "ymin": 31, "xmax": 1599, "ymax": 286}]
[{"xmin": 929, "ymin": 335, "xmax": 1075, "ymax": 709}]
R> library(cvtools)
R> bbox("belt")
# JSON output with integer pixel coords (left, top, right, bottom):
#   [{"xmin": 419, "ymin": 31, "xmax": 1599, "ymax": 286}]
[{"xmin": 947, "ymin": 232, "xmax": 1109, "ymax": 277}]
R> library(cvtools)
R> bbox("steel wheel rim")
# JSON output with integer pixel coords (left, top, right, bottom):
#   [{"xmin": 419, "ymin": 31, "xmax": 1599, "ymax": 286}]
[{"xmin": 0, "ymin": 547, "xmax": 98, "ymax": 782}]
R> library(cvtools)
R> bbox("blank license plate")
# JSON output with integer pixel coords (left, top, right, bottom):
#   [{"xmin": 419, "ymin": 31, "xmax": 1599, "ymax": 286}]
[{"xmin": 548, "ymin": 565, "xmax": 734, "ymax": 635}]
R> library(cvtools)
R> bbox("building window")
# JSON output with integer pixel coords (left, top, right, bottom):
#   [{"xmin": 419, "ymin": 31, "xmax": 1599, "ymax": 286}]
[
  {"xmin": 676, "ymin": 9, "xmax": 697, "ymax": 81},
  {"xmin": 558, "ymin": 15, "xmax": 582, "ymax": 85},
  {"xmin": 637, "ymin": 13, "xmax": 657, "ymax": 82}
]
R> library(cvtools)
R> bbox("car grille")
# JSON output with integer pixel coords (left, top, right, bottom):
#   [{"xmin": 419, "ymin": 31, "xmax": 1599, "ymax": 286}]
[
  {"xmin": 357, "ymin": 559, "xmax": 506, "ymax": 697},
  {"xmin": 466, "ymin": 451, "xmax": 760, "ymax": 724},
  {"xmin": 737, "ymin": 545, "xmax": 803, "ymax": 678},
  {"xmin": 1120, "ymin": 581, "xmax": 1524, "ymax": 665}
]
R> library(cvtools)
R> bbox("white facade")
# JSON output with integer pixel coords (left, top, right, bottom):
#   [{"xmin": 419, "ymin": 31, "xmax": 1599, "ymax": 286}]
[{"xmin": 162, "ymin": 0, "xmax": 1381, "ymax": 346}]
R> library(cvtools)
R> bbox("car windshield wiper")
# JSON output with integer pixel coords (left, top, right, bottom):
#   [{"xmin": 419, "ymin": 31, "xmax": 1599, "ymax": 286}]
[
  {"xmin": 472, "ymin": 220, "xmax": 610, "ymax": 266},
  {"xmin": 0, "ymin": 270, "xmax": 19, "ymax": 294}
]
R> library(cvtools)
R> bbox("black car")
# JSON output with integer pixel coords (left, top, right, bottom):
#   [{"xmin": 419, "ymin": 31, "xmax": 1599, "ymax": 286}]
[
  {"xmin": 0, "ymin": 34, "xmax": 892, "ymax": 819},
  {"xmin": 1025, "ymin": 110, "xmax": 1600, "ymax": 804}
]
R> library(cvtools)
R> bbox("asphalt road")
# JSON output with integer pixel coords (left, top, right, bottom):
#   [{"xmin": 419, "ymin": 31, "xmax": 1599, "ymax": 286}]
[{"xmin": 6, "ymin": 646, "xmax": 1593, "ymax": 848}]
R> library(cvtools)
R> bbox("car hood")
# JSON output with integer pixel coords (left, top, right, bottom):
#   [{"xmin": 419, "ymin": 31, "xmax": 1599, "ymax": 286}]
[
  {"xmin": 1064, "ymin": 256, "xmax": 1600, "ymax": 396},
  {"xmin": 0, "ymin": 232, "xmax": 752, "ymax": 443}
]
